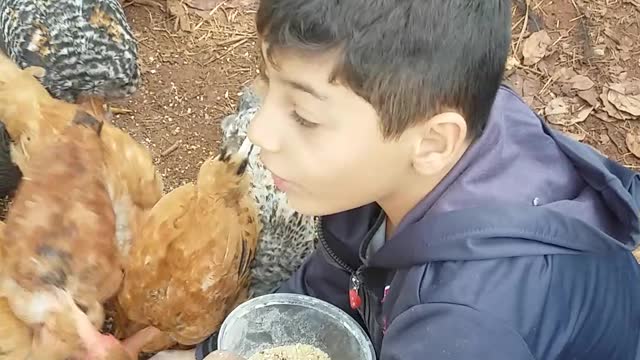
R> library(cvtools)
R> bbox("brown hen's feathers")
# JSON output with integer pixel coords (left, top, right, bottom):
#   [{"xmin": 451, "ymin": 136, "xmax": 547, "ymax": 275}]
[
  {"xmin": 99, "ymin": 122, "xmax": 164, "ymax": 259},
  {"xmin": 0, "ymin": 220, "xmax": 32, "ymax": 360},
  {"xmin": 2, "ymin": 119, "xmax": 121, "ymax": 333},
  {"xmin": 117, "ymin": 148, "xmax": 260, "ymax": 349},
  {"xmin": 0, "ymin": 297, "xmax": 32, "ymax": 360},
  {"xmin": 0, "ymin": 52, "xmax": 76, "ymax": 179}
]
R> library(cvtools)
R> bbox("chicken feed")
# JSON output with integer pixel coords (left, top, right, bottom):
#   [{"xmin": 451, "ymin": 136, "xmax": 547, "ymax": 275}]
[{"xmin": 247, "ymin": 344, "xmax": 331, "ymax": 360}]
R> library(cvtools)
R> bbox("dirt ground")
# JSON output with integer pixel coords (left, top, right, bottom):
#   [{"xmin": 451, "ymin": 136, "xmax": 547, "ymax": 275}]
[{"xmin": 114, "ymin": 0, "xmax": 260, "ymax": 192}]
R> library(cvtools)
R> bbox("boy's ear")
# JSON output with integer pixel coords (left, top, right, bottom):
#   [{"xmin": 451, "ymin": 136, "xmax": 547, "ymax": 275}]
[{"xmin": 411, "ymin": 112, "xmax": 468, "ymax": 176}]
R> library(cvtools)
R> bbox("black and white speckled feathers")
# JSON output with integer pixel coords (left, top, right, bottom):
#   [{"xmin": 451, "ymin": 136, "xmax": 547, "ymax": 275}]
[{"xmin": 0, "ymin": 0, "xmax": 140, "ymax": 102}]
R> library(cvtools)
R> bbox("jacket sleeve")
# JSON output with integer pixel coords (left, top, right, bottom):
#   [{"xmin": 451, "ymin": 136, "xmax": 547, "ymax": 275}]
[
  {"xmin": 195, "ymin": 247, "xmax": 356, "ymax": 360},
  {"xmin": 381, "ymin": 303, "xmax": 535, "ymax": 360}
]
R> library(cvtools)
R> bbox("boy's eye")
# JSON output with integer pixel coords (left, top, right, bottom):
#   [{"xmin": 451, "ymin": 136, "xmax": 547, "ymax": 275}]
[{"xmin": 291, "ymin": 111, "xmax": 318, "ymax": 128}]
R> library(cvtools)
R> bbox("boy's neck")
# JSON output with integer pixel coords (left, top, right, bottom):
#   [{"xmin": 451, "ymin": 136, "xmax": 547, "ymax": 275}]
[{"xmin": 379, "ymin": 141, "xmax": 471, "ymax": 238}]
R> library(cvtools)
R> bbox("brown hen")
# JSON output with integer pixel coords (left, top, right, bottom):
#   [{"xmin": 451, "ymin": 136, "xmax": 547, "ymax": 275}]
[
  {"xmin": 0, "ymin": 53, "xmax": 76, "ymax": 175},
  {"xmin": 0, "ymin": 52, "xmax": 163, "ymax": 259},
  {"xmin": 0, "ymin": 114, "xmax": 123, "ymax": 356},
  {"xmin": 116, "ymin": 143, "xmax": 261, "ymax": 352}
]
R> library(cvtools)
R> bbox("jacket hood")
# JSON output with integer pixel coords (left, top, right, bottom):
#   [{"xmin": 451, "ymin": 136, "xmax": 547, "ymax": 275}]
[{"xmin": 324, "ymin": 85, "xmax": 640, "ymax": 269}]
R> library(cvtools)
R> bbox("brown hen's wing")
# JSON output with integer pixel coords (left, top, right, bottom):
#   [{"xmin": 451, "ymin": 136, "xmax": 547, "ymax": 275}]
[
  {"xmin": 116, "ymin": 182, "xmax": 196, "ymax": 330},
  {"xmin": 161, "ymin": 193, "xmax": 259, "ymax": 346},
  {"xmin": 100, "ymin": 122, "xmax": 163, "ymax": 210}
]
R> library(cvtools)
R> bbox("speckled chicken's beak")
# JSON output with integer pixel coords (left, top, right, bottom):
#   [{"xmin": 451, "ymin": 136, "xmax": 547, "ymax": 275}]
[{"xmin": 236, "ymin": 143, "xmax": 254, "ymax": 175}]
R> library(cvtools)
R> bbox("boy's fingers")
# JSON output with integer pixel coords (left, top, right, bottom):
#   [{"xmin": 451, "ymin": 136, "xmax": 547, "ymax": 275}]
[
  {"xmin": 121, "ymin": 326, "xmax": 164, "ymax": 359},
  {"xmin": 203, "ymin": 350, "xmax": 247, "ymax": 360}
]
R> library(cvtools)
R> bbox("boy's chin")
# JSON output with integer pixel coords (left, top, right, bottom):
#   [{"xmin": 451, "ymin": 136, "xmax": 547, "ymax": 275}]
[{"xmin": 285, "ymin": 193, "xmax": 356, "ymax": 217}]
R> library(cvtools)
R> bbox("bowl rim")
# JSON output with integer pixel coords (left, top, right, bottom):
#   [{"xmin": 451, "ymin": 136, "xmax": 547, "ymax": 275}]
[{"xmin": 217, "ymin": 292, "xmax": 376, "ymax": 359}]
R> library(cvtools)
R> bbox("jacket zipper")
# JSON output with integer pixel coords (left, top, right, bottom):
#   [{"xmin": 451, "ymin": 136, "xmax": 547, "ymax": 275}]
[{"xmin": 315, "ymin": 217, "xmax": 363, "ymax": 310}]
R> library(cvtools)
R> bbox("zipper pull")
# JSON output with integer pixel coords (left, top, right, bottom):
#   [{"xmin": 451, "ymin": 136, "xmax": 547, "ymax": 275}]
[{"xmin": 349, "ymin": 273, "xmax": 362, "ymax": 309}]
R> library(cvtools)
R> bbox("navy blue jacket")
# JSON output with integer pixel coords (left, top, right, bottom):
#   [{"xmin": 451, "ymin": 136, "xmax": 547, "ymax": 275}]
[{"xmin": 198, "ymin": 85, "xmax": 640, "ymax": 359}]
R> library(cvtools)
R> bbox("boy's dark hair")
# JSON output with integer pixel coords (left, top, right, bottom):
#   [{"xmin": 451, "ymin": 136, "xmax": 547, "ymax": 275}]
[{"xmin": 256, "ymin": 0, "xmax": 511, "ymax": 140}]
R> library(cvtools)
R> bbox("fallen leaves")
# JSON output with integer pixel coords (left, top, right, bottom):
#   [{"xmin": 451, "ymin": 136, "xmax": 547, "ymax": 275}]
[
  {"xmin": 578, "ymin": 89, "xmax": 599, "ymax": 108},
  {"xmin": 522, "ymin": 30, "xmax": 552, "ymax": 66},
  {"xmin": 185, "ymin": 0, "xmax": 255, "ymax": 11},
  {"xmin": 626, "ymin": 131, "xmax": 640, "ymax": 158},
  {"xmin": 544, "ymin": 97, "xmax": 594, "ymax": 126},
  {"xmin": 167, "ymin": 0, "xmax": 192, "ymax": 31},
  {"xmin": 607, "ymin": 82, "xmax": 640, "ymax": 117},
  {"xmin": 569, "ymin": 75, "xmax": 595, "ymax": 91}
]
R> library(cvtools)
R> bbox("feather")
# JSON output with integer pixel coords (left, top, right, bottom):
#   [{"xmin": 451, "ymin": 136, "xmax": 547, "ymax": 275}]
[{"xmin": 0, "ymin": 0, "xmax": 140, "ymax": 102}]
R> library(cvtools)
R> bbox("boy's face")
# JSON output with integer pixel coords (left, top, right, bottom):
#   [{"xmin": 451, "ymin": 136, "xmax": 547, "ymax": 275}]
[{"xmin": 247, "ymin": 46, "xmax": 418, "ymax": 216}]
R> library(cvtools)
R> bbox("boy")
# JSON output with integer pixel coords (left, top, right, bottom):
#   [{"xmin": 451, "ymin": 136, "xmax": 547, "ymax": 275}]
[{"xmin": 151, "ymin": 0, "xmax": 640, "ymax": 359}]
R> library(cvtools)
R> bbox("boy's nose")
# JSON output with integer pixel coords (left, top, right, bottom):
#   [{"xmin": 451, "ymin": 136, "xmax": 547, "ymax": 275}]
[{"xmin": 247, "ymin": 104, "xmax": 282, "ymax": 153}]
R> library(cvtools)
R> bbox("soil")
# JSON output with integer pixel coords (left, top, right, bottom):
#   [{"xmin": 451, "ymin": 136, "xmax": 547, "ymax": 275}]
[{"xmin": 115, "ymin": 0, "xmax": 260, "ymax": 192}]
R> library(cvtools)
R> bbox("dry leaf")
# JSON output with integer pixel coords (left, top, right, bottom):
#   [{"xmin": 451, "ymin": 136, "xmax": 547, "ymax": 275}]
[
  {"xmin": 606, "ymin": 124, "xmax": 627, "ymax": 152},
  {"xmin": 574, "ymin": 106, "xmax": 594, "ymax": 123},
  {"xmin": 552, "ymin": 67, "xmax": 578, "ymax": 82},
  {"xmin": 167, "ymin": 0, "xmax": 192, "ymax": 31},
  {"xmin": 185, "ymin": 0, "xmax": 224, "ymax": 10},
  {"xmin": 548, "ymin": 106, "xmax": 593, "ymax": 126},
  {"xmin": 607, "ymin": 83, "xmax": 640, "ymax": 117},
  {"xmin": 545, "ymin": 98, "xmax": 569, "ymax": 116},
  {"xmin": 185, "ymin": 0, "xmax": 254, "ymax": 10},
  {"xmin": 570, "ymin": 75, "xmax": 595, "ymax": 91},
  {"xmin": 505, "ymin": 56, "xmax": 519, "ymax": 72},
  {"xmin": 601, "ymin": 89, "xmax": 633, "ymax": 120},
  {"xmin": 578, "ymin": 89, "xmax": 600, "ymax": 108},
  {"xmin": 624, "ymin": 0, "xmax": 640, "ymax": 7},
  {"xmin": 626, "ymin": 131, "xmax": 640, "ymax": 158},
  {"xmin": 522, "ymin": 30, "xmax": 552, "ymax": 66},
  {"xmin": 594, "ymin": 111, "xmax": 617, "ymax": 123},
  {"xmin": 523, "ymin": 77, "xmax": 541, "ymax": 97}
]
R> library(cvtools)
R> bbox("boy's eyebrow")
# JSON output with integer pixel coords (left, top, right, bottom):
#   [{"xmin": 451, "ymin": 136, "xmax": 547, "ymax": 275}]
[
  {"xmin": 259, "ymin": 45, "xmax": 328, "ymax": 101},
  {"xmin": 283, "ymin": 79, "xmax": 328, "ymax": 101}
]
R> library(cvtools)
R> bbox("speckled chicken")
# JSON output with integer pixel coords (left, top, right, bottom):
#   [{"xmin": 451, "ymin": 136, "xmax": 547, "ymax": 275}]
[
  {"xmin": 114, "ymin": 142, "xmax": 261, "ymax": 353},
  {"xmin": 0, "ymin": 0, "xmax": 140, "ymax": 105},
  {"xmin": 220, "ymin": 79, "xmax": 318, "ymax": 298}
]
